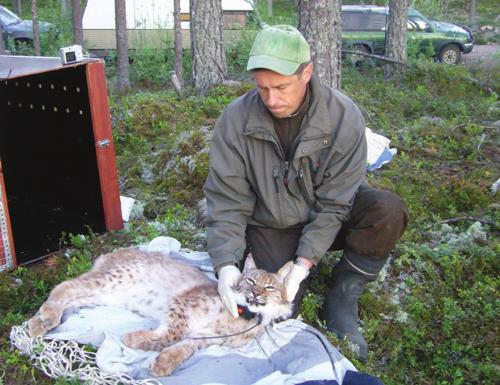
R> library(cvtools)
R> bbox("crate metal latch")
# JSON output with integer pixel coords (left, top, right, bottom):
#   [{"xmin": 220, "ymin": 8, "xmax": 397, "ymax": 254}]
[{"xmin": 97, "ymin": 139, "xmax": 111, "ymax": 148}]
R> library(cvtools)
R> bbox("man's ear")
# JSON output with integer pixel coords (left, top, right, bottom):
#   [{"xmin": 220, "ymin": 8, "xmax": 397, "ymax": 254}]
[
  {"xmin": 277, "ymin": 261, "xmax": 295, "ymax": 282},
  {"xmin": 301, "ymin": 62, "xmax": 314, "ymax": 83},
  {"xmin": 243, "ymin": 253, "xmax": 257, "ymax": 275}
]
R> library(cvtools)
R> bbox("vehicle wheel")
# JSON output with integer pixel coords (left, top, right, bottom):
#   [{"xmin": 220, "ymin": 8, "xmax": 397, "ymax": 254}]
[
  {"xmin": 350, "ymin": 44, "xmax": 371, "ymax": 68},
  {"xmin": 439, "ymin": 44, "xmax": 461, "ymax": 65}
]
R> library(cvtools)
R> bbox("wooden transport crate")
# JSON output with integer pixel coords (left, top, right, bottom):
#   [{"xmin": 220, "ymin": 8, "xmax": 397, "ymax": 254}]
[{"xmin": 0, "ymin": 56, "xmax": 123, "ymax": 270}]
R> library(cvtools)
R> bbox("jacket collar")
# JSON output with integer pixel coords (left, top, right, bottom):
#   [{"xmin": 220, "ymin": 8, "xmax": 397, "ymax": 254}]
[{"xmin": 243, "ymin": 75, "xmax": 332, "ymax": 141}]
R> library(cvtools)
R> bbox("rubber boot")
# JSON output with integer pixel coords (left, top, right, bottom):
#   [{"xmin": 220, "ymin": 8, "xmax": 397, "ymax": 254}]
[{"xmin": 323, "ymin": 251, "xmax": 386, "ymax": 361}]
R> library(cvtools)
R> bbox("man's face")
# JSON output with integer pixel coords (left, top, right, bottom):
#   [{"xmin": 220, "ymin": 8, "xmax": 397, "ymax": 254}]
[{"xmin": 252, "ymin": 63, "xmax": 313, "ymax": 119}]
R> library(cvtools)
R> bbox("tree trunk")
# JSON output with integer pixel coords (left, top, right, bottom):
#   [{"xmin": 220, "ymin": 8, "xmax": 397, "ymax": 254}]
[
  {"xmin": 31, "ymin": 0, "xmax": 41, "ymax": 56},
  {"xmin": 12, "ymin": 0, "xmax": 22, "ymax": 15},
  {"xmin": 0, "ymin": 34, "xmax": 5, "ymax": 55},
  {"xmin": 384, "ymin": 0, "xmax": 408, "ymax": 80},
  {"xmin": 60, "ymin": 0, "xmax": 70, "ymax": 15},
  {"xmin": 173, "ymin": 0, "xmax": 183, "ymax": 90},
  {"xmin": 470, "ymin": 0, "xmax": 477, "ymax": 27},
  {"xmin": 267, "ymin": 0, "xmax": 273, "ymax": 17},
  {"xmin": 72, "ymin": 0, "xmax": 83, "ymax": 46},
  {"xmin": 115, "ymin": 0, "xmax": 130, "ymax": 94},
  {"xmin": 297, "ymin": 0, "xmax": 342, "ymax": 89},
  {"xmin": 190, "ymin": 0, "xmax": 227, "ymax": 95}
]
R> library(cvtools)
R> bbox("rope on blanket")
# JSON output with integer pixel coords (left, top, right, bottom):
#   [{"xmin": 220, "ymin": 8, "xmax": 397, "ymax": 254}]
[{"xmin": 10, "ymin": 322, "xmax": 161, "ymax": 385}]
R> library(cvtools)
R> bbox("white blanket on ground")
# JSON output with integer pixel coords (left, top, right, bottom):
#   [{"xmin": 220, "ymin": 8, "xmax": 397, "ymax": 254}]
[{"xmin": 11, "ymin": 237, "xmax": 359, "ymax": 385}]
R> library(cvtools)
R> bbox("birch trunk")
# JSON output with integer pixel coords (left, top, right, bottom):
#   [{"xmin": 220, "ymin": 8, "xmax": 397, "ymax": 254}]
[{"xmin": 297, "ymin": 0, "xmax": 342, "ymax": 89}]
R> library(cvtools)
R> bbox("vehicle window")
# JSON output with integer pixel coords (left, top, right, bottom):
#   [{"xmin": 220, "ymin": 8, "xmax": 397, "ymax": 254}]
[
  {"xmin": 342, "ymin": 12, "xmax": 387, "ymax": 31},
  {"xmin": 410, "ymin": 16, "xmax": 431, "ymax": 31},
  {"xmin": 0, "ymin": 7, "xmax": 21, "ymax": 25}
]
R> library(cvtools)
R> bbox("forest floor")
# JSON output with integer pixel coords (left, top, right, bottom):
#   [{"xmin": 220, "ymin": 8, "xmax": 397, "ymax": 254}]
[{"xmin": 462, "ymin": 43, "xmax": 500, "ymax": 68}]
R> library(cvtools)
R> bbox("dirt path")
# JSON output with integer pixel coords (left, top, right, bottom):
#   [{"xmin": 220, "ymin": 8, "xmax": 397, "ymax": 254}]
[{"xmin": 461, "ymin": 44, "xmax": 500, "ymax": 68}]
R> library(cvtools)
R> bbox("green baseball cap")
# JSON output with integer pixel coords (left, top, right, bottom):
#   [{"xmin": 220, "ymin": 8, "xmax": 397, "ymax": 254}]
[{"xmin": 247, "ymin": 25, "xmax": 310, "ymax": 76}]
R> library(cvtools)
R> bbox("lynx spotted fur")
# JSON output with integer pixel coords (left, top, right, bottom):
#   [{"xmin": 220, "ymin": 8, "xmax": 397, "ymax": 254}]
[{"xmin": 28, "ymin": 248, "xmax": 293, "ymax": 377}]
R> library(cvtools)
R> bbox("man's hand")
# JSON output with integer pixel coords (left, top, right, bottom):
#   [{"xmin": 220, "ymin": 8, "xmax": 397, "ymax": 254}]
[
  {"xmin": 284, "ymin": 257, "xmax": 312, "ymax": 302},
  {"xmin": 217, "ymin": 265, "xmax": 242, "ymax": 318}
]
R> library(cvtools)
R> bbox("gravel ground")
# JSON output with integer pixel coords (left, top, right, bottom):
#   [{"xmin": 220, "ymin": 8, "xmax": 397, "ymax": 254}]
[{"xmin": 461, "ymin": 44, "xmax": 500, "ymax": 68}]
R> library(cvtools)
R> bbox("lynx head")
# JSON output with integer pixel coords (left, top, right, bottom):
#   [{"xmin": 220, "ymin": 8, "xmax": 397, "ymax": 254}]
[{"xmin": 234, "ymin": 255, "xmax": 294, "ymax": 324}]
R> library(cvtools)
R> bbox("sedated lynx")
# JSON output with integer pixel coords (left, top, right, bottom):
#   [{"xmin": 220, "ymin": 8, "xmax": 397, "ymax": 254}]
[{"xmin": 28, "ymin": 248, "xmax": 294, "ymax": 377}]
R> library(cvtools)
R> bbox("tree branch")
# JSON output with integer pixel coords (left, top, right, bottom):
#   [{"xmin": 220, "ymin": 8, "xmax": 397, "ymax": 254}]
[
  {"xmin": 342, "ymin": 49, "xmax": 406, "ymax": 65},
  {"xmin": 437, "ymin": 216, "xmax": 499, "ymax": 230}
]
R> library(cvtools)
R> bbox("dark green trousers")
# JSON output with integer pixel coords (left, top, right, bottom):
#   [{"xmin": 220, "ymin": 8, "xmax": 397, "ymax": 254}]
[{"xmin": 244, "ymin": 184, "xmax": 409, "ymax": 313}]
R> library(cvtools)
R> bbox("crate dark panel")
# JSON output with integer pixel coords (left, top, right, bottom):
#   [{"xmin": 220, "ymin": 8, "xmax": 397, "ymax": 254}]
[{"xmin": 0, "ymin": 57, "xmax": 122, "ymax": 267}]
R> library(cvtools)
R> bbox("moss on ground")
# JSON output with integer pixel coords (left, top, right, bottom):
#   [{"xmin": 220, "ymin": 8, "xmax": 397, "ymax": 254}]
[{"xmin": 1, "ymin": 60, "xmax": 498, "ymax": 384}]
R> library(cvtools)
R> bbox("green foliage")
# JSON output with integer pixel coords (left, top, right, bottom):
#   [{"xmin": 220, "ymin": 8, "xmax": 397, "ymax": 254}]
[
  {"xmin": 1, "ymin": 1, "xmax": 499, "ymax": 384},
  {"xmin": 54, "ymin": 378, "xmax": 87, "ymax": 385},
  {"xmin": 129, "ymin": 48, "xmax": 172, "ymax": 87},
  {"xmin": 252, "ymin": 0, "xmax": 297, "ymax": 26},
  {"xmin": 4, "ymin": 1, "xmax": 74, "ymax": 57},
  {"xmin": 308, "ymin": 60, "xmax": 498, "ymax": 383},
  {"xmin": 410, "ymin": 0, "xmax": 447, "ymax": 19},
  {"xmin": 125, "ymin": 47, "xmax": 192, "ymax": 89},
  {"xmin": 362, "ymin": 227, "xmax": 499, "ymax": 384},
  {"xmin": 110, "ymin": 82, "xmax": 253, "ymax": 211},
  {"xmin": 226, "ymin": 30, "xmax": 257, "ymax": 78},
  {"xmin": 300, "ymin": 293, "xmax": 324, "ymax": 325}
]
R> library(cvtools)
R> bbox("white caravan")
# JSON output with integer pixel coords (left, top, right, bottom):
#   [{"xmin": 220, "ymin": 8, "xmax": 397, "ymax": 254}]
[{"xmin": 82, "ymin": 0, "xmax": 254, "ymax": 51}]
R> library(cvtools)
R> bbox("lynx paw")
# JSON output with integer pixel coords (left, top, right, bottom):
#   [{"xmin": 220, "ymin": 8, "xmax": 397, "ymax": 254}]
[
  {"xmin": 150, "ymin": 353, "xmax": 178, "ymax": 377},
  {"xmin": 123, "ymin": 330, "xmax": 161, "ymax": 351},
  {"xmin": 149, "ymin": 343, "xmax": 194, "ymax": 377},
  {"xmin": 27, "ymin": 304, "xmax": 61, "ymax": 337}
]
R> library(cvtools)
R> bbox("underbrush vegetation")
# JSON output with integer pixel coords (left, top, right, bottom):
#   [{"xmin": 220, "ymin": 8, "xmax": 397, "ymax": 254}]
[
  {"xmin": 0, "ymin": 1, "xmax": 499, "ymax": 384},
  {"xmin": 1, "ymin": 57, "xmax": 497, "ymax": 385}
]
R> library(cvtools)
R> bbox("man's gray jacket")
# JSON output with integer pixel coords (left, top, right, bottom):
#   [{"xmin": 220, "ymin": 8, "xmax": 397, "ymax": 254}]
[{"xmin": 204, "ymin": 76, "xmax": 367, "ymax": 271}]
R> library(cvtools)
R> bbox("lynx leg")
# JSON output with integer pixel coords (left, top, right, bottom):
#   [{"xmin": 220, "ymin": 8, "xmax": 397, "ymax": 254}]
[
  {"xmin": 28, "ymin": 276, "xmax": 106, "ymax": 337},
  {"xmin": 28, "ymin": 302, "xmax": 63, "ymax": 337},
  {"xmin": 150, "ymin": 340, "xmax": 197, "ymax": 377},
  {"xmin": 124, "ymin": 308, "xmax": 189, "ymax": 351},
  {"xmin": 123, "ymin": 326, "xmax": 184, "ymax": 351}
]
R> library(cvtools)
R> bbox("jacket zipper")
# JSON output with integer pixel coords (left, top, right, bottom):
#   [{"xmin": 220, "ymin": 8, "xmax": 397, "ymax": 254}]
[
  {"xmin": 298, "ymin": 165, "xmax": 315, "ymax": 208},
  {"xmin": 272, "ymin": 166, "xmax": 287, "ymax": 227},
  {"xmin": 283, "ymin": 161, "xmax": 289, "ymax": 186},
  {"xmin": 272, "ymin": 167, "xmax": 280, "ymax": 193}
]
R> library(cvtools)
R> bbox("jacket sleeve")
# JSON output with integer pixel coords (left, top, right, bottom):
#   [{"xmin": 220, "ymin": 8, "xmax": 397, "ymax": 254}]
[
  {"xmin": 296, "ymin": 97, "xmax": 367, "ymax": 264},
  {"xmin": 203, "ymin": 106, "xmax": 256, "ymax": 272}
]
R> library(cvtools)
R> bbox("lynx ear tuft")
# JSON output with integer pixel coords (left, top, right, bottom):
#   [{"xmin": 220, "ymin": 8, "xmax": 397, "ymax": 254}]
[{"xmin": 242, "ymin": 253, "xmax": 257, "ymax": 275}]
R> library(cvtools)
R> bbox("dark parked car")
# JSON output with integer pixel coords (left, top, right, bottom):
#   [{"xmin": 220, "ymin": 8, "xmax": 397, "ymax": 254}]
[
  {"xmin": 341, "ymin": 5, "xmax": 474, "ymax": 64},
  {"xmin": 0, "ymin": 5, "xmax": 53, "ymax": 48}
]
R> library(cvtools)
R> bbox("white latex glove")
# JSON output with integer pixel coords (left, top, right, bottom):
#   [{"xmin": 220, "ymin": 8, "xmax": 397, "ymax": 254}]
[
  {"xmin": 284, "ymin": 263, "xmax": 310, "ymax": 302},
  {"xmin": 217, "ymin": 265, "xmax": 242, "ymax": 318}
]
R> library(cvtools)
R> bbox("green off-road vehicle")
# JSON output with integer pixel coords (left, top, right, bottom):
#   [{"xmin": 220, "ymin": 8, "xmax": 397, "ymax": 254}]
[{"xmin": 341, "ymin": 5, "xmax": 474, "ymax": 64}]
